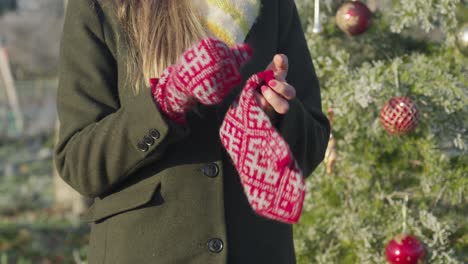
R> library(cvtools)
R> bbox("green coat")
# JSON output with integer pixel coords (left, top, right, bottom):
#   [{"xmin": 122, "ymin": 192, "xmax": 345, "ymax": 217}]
[{"xmin": 54, "ymin": 0, "xmax": 330, "ymax": 263}]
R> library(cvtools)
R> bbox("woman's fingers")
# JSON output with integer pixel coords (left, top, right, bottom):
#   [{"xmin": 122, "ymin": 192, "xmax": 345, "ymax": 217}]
[
  {"xmin": 265, "ymin": 54, "xmax": 289, "ymax": 82},
  {"xmin": 254, "ymin": 69, "xmax": 296, "ymax": 116},
  {"xmin": 273, "ymin": 54, "xmax": 289, "ymax": 82},
  {"xmin": 260, "ymin": 85, "xmax": 289, "ymax": 114},
  {"xmin": 254, "ymin": 91, "xmax": 276, "ymax": 120},
  {"xmin": 267, "ymin": 79, "xmax": 296, "ymax": 100}
]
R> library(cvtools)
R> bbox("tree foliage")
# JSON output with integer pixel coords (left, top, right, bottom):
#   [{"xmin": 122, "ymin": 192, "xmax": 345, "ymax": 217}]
[{"xmin": 294, "ymin": 1, "xmax": 468, "ymax": 263}]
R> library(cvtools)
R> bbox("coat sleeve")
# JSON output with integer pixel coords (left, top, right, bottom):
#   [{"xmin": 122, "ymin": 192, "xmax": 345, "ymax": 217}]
[
  {"xmin": 54, "ymin": 0, "xmax": 189, "ymax": 198},
  {"xmin": 276, "ymin": 0, "xmax": 330, "ymax": 177}
]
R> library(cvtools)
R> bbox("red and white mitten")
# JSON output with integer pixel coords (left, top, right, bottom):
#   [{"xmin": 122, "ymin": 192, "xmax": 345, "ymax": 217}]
[
  {"xmin": 151, "ymin": 38, "xmax": 252, "ymax": 124},
  {"xmin": 220, "ymin": 70, "xmax": 306, "ymax": 224}
]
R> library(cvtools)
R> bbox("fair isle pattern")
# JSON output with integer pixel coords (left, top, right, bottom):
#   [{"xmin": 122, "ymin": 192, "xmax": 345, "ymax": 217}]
[
  {"xmin": 151, "ymin": 38, "xmax": 252, "ymax": 124},
  {"xmin": 194, "ymin": 0, "xmax": 261, "ymax": 46},
  {"xmin": 220, "ymin": 71, "xmax": 306, "ymax": 224},
  {"xmin": 151, "ymin": 41, "xmax": 306, "ymax": 223}
]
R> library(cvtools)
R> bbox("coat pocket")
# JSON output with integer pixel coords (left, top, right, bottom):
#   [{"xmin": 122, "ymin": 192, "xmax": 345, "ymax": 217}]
[
  {"xmin": 81, "ymin": 178, "xmax": 162, "ymax": 223},
  {"xmin": 83, "ymin": 178, "xmax": 163, "ymax": 264}
]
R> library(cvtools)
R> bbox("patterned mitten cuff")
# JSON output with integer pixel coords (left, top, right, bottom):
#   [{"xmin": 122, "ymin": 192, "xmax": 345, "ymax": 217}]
[
  {"xmin": 150, "ymin": 67, "xmax": 196, "ymax": 124},
  {"xmin": 219, "ymin": 70, "xmax": 306, "ymax": 224}
]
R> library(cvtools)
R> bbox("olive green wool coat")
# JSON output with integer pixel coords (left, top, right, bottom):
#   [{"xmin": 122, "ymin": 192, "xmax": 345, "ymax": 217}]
[{"xmin": 54, "ymin": 0, "xmax": 330, "ymax": 263}]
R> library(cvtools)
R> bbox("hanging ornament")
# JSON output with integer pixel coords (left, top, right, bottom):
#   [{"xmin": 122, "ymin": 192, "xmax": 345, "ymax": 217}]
[
  {"xmin": 324, "ymin": 108, "xmax": 337, "ymax": 174},
  {"xmin": 455, "ymin": 23, "xmax": 468, "ymax": 56},
  {"xmin": 336, "ymin": 0, "xmax": 371, "ymax": 36},
  {"xmin": 312, "ymin": 0, "xmax": 323, "ymax": 34},
  {"xmin": 385, "ymin": 195, "xmax": 425, "ymax": 264},
  {"xmin": 385, "ymin": 234, "xmax": 425, "ymax": 264},
  {"xmin": 380, "ymin": 96, "xmax": 420, "ymax": 135}
]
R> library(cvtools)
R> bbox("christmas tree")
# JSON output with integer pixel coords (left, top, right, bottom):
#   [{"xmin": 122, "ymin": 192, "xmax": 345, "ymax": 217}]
[{"xmin": 294, "ymin": 0, "xmax": 467, "ymax": 263}]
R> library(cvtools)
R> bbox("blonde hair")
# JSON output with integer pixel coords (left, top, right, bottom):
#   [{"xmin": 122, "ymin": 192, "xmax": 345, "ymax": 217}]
[{"xmin": 114, "ymin": 0, "xmax": 209, "ymax": 94}]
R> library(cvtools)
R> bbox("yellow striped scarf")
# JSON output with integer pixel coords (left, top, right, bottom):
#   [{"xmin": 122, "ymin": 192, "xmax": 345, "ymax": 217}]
[{"xmin": 194, "ymin": 0, "xmax": 262, "ymax": 47}]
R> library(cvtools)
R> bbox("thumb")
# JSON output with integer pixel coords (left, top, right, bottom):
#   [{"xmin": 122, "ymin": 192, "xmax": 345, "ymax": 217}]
[
  {"xmin": 231, "ymin": 43, "xmax": 253, "ymax": 68},
  {"xmin": 273, "ymin": 54, "xmax": 288, "ymax": 81}
]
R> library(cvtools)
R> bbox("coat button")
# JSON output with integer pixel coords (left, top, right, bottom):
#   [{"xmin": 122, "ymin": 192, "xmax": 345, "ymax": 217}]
[
  {"xmin": 137, "ymin": 141, "xmax": 149, "ymax": 152},
  {"xmin": 143, "ymin": 135, "xmax": 155, "ymax": 146},
  {"xmin": 203, "ymin": 163, "xmax": 219, "ymax": 178},
  {"xmin": 207, "ymin": 238, "xmax": 223, "ymax": 253},
  {"xmin": 149, "ymin": 129, "xmax": 160, "ymax": 139}
]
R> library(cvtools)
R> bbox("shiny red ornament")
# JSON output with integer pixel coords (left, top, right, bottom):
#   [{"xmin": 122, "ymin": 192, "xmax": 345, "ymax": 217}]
[
  {"xmin": 336, "ymin": 1, "xmax": 371, "ymax": 36},
  {"xmin": 385, "ymin": 234, "xmax": 425, "ymax": 264},
  {"xmin": 380, "ymin": 96, "xmax": 420, "ymax": 135}
]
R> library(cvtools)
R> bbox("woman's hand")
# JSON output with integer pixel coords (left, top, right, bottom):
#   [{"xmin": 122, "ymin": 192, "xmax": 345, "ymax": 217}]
[
  {"xmin": 255, "ymin": 54, "xmax": 296, "ymax": 121},
  {"xmin": 152, "ymin": 38, "xmax": 252, "ymax": 124},
  {"xmin": 175, "ymin": 38, "xmax": 252, "ymax": 105}
]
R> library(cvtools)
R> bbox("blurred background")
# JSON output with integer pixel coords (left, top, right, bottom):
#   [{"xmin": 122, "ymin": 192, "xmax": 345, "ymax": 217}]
[
  {"xmin": 1, "ymin": 0, "xmax": 89, "ymax": 263},
  {"xmin": 0, "ymin": 0, "xmax": 467, "ymax": 263}
]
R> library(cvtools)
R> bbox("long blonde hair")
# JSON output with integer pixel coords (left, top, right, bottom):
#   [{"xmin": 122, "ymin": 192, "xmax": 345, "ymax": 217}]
[{"xmin": 114, "ymin": 0, "xmax": 209, "ymax": 94}]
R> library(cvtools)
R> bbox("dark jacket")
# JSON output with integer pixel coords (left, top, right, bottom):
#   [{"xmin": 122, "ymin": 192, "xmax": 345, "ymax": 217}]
[{"xmin": 54, "ymin": 0, "xmax": 330, "ymax": 263}]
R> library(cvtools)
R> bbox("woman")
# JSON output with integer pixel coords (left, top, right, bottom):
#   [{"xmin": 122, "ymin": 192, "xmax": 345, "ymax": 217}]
[{"xmin": 54, "ymin": 0, "xmax": 330, "ymax": 263}]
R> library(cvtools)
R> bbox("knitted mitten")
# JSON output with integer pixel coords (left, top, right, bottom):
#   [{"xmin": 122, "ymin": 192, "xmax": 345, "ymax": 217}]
[
  {"xmin": 219, "ymin": 70, "xmax": 305, "ymax": 224},
  {"xmin": 151, "ymin": 38, "xmax": 253, "ymax": 124}
]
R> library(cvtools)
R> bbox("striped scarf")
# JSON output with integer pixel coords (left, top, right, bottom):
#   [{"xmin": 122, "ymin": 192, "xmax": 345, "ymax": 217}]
[{"xmin": 194, "ymin": 0, "xmax": 262, "ymax": 46}]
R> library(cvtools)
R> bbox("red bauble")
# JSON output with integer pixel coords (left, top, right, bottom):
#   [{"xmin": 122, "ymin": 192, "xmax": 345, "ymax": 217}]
[
  {"xmin": 380, "ymin": 96, "xmax": 420, "ymax": 135},
  {"xmin": 385, "ymin": 234, "xmax": 425, "ymax": 264},
  {"xmin": 336, "ymin": 1, "xmax": 372, "ymax": 36}
]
